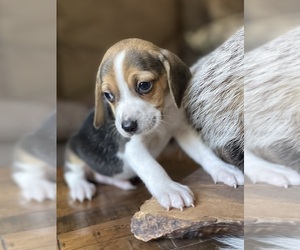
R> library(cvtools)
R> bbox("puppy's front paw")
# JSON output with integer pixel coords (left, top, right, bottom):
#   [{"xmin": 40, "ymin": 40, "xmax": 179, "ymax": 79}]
[
  {"xmin": 69, "ymin": 179, "xmax": 96, "ymax": 202},
  {"xmin": 152, "ymin": 181, "xmax": 194, "ymax": 211},
  {"xmin": 12, "ymin": 172, "xmax": 56, "ymax": 202},
  {"xmin": 64, "ymin": 172, "xmax": 96, "ymax": 202},
  {"xmin": 247, "ymin": 166, "xmax": 300, "ymax": 188},
  {"xmin": 24, "ymin": 180, "xmax": 56, "ymax": 202},
  {"xmin": 210, "ymin": 163, "xmax": 244, "ymax": 188}
]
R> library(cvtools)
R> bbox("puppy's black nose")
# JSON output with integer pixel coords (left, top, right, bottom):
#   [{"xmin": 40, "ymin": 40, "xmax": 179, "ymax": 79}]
[{"xmin": 121, "ymin": 119, "xmax": 138, "ymax": 133}]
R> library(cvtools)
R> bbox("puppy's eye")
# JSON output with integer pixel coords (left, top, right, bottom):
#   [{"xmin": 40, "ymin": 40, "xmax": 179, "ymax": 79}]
[
  {"xmin": 137, "ymin": 81, "xmax": 153, "ymax": 94},
  {"xmin": 103, "ymin": 92, "xmax": 115, "ymax": 103}
]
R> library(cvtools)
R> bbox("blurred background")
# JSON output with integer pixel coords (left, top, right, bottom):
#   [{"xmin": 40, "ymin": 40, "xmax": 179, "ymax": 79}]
[
  {"xmin": 245, "ymin": 0, "xmax": 300, "ymax": 51},
  {"xmin": 0, "ymin": 0, "xmax": 56, "ymax": 249},
  {"xmin": 0, "ymin": 0, "xmax": 56, "ymax": 166},
  {"xmin": 245, "ymin": 0, "xmax": 300, "ymax": 249}
]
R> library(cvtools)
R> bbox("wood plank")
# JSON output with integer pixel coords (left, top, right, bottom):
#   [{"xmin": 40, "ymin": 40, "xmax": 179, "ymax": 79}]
[
  {"xmin": 131, "ymin": 168, "xmax": 244, "ymax": 241},
  {"xmin": 0, "ymin": 167, "xmax": 55, "ymax": 236},
  {"xmin": 56, "ymin": 145, "xmax": 232, "ymax": 249},
  {"xmin": 58, "ymin": 217, "xmax": 132, "ymax": 250},
  {"xmin": 245, "ymin": 183, "xmax": 300, "ymax": 236},
  {"xmin": 57, "ymin": 184, "xmax": 149, "ymax": 235},
  {"xmin": 58, "ymin": 216, "xmax": 178, "ymax": 250},
  {"xmin": 78, "ymin": 235, "xmax": 162, "ymax": 250},
  {"xmin": 2, "ymin": 226, "xmax": 56, "ymax": 250},
  {"xmin": 0, "ymin": 210, "xmax": 56, "ymax": 235},
  {"xmin": 0, "ymin": 167, "xmax": 55, "ymax": 219}
]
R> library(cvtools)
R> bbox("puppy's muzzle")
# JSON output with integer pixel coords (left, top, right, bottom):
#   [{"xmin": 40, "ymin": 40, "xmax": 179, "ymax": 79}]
[{"xmin": 121, "ymin": 119, "xmax": 138, "ymax": 134}]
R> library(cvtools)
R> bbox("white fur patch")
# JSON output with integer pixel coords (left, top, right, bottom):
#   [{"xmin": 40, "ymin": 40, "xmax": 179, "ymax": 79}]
[
  {"xmin": 176, "ymin": 128, "xmax": 244, "ymax": 187},
  {"xmin": 64, "ymin": 162, "xmax": 96, "ymax": 202},
  {"xmin": 114, "ymin": 50, "xmax": 132, "ymax": 102},
  {"xmin": 125, "ymin": 134, "xmax": 195, "ymax": 210},
  {"xmin": 245, "ymin": 150, "xmax": 300, "ymax": 187},
  {"xmin": 12, "ymin": 162, "xmax": 56, "ymax": 202},
  {"xmin": 94, "ymin": 172, "xmax": 136, "ymax": 190},
  {"xmin": 113, "ymin": 50, "xmax": 162, "ymax": 137}
]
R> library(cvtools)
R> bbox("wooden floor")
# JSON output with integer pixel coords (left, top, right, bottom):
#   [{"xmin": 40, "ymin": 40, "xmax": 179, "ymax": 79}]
[
  {"xmin": 56, "ymin": 145, "xmax": 234, "ymax": 249},
  {"xmin": 2, "ymin": 143, "xmax": 299, "ymax": 249},
  {"xmin": 0, "ymin": 167, "xmax": 56, "ymax": 250},
  {"xmin": 0, "ymin": 145, "xmax": 233, "ymax": 250},
  {"xmin": 245, "ymin": 181, "xmax": 300, "ymax": 236}
]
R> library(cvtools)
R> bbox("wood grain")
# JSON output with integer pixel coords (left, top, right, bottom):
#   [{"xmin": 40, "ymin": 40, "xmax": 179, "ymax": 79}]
[
  {"xmin": 56, "ymin": 145, "xmax": 234, "ymax": 249},
  {"xmin": 0, "ymin": 167, "xmax": 56, "ymax": 249},
  {"xmin": 2, "ymin": 227, "xmax": 56, "ymax": 250},
  {"xmin": 245, "ymin": 182, "xmax": 300, "ymax": 236}
]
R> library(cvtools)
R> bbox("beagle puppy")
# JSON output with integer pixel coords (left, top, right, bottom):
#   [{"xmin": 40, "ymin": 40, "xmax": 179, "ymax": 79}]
[{"xmin": 65, "ymin": 38, "xmax": 244, "ymax": 210}]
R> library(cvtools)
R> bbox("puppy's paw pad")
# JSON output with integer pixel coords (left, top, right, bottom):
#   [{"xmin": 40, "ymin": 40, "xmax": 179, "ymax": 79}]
[
  {"xmin": 70, "ymin": 180, "xmax": 96, "ymax": 202},
  {"xmin": 154, "ymin": 182, "xmax": 194, "ymax": 210}
]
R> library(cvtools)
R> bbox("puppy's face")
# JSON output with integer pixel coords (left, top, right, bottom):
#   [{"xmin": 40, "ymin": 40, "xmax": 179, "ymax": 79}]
[{"xmin": 94, "ymin": 39, "xmax": 191, "ymax": 138}]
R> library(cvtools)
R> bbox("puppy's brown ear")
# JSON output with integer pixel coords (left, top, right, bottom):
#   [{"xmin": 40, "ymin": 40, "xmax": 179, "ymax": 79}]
[
  {"xmin": 159, "ymin": 50, "xmax": 191, "ymax": 108},
  {"xmin": 93, "ymin": 72, "xmax": 104, "ymax": 129}
]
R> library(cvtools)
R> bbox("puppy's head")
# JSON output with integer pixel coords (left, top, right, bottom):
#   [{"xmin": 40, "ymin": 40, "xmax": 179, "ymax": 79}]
[{"xmin": 94, "ymin": 38, "xmax": 191, "ymax": 138}]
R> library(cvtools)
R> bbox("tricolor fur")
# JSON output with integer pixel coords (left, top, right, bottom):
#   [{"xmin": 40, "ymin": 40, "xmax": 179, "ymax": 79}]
[{"xmin": 65, "ymin": 37, "xmax": 244, "ymax": 210}]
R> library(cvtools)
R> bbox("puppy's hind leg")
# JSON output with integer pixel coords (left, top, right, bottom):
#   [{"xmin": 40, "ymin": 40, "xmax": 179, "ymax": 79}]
[
  {"xmin": 245, "ymin": 150, "xmax": 300, "ymax": 187},
  {"xmin": 93, "ymin": 172, "xmax": 136, "ymax": 190},
  {"xmin": 64, "ymin": 161, "xmax": 96, "ymax": 202},
  {"xmin": 176, "ymin": 128, "xmax": 244, "ymax": 187},
  {"xmin": 12, "ymin": 161, "xmax": 56, "ymax": 202}
]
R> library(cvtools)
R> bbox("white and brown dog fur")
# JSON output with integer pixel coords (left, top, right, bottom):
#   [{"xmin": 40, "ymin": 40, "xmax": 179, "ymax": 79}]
[{"xmin": 64, "ymin": 35, "xmax": 244, "ymax": 210}]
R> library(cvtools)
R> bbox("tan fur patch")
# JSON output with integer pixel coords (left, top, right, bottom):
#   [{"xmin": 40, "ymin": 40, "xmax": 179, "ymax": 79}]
[
  {"xmin": 15, "ymin": 148, "xmax": 46, "ymax": 166},
  {"xmin": 65, "ymin": 148, "xmax": 85, "ymax": 166},
  {"xmin": 104, "ymin": 39, "xmax": 161, "ymax": 57},
  {"xmin": 101, "ymin": 73, "xmax": 119, "ymax": 114},
  {"xmin": 98, "ymin": 39, "xmax": 170, "ymax": 113},
  {"xmin": 123, "ymin": 66, "xmax": 168, "ymax": 110},
  {"xmin": 139, "ymin": 75, "xmax": 168, "ymax": 110}
]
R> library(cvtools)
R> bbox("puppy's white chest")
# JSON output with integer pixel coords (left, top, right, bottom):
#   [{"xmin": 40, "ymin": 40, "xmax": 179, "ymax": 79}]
[{"xmin": 144, "ymin": 107, "xmax": 186, "ymax": 157}]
